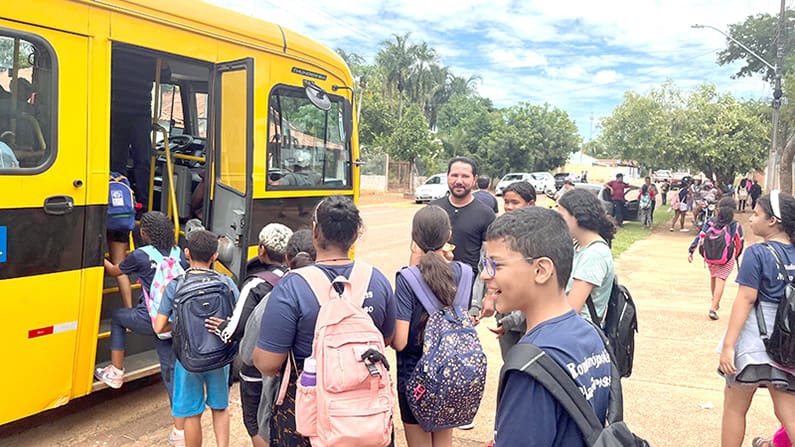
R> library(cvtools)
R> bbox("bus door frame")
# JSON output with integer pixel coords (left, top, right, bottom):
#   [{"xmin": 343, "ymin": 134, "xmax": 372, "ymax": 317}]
[{"xmin": 206, "ymin": 57, "xmax": 254, "ymax": 282}]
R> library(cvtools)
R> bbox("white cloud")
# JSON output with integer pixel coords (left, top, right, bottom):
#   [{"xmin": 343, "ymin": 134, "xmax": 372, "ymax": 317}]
[
  {"xmin": 205, "ymin": 0, "xmax": 783, "ymax": 139},
  {"xmin": 593, "ymin": 70, "xmax": 620, "ymax": 84}
]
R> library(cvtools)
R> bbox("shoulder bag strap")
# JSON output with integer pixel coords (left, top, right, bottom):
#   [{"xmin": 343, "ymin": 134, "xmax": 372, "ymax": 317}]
[
  {"xmin": 498, "ymin": 343, "xmax": 605, "ymax": 445},
  {"xmin": 400, "ymin": 266, "xmax": 442, "ymax": 314}
]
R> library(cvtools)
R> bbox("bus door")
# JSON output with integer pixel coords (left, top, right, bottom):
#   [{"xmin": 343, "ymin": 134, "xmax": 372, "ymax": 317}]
[
  {"xmin": 0, "ymin": 26, "xmax": 90, "ymax": 424},
  {"xmin": 207, "ymin": 58, "xmax": 254, "ymax": 281}
]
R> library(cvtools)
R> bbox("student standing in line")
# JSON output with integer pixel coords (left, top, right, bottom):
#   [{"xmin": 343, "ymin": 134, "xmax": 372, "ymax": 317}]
[
  {"xmin": 154, "ymin": 230, "xmax": 240, "ymax": 447},
  {"xmin": 98, "ymin": 211, "xmax": 187, "ymax": 446},
  {"xmin": 253, "ymin": 196, "xmax": 397, "ymax": 447},
  {"xmin": 482, "ymin": 207, "xmax": 611, "ymax": 446},
  {"xmin": 481, "ymin": 180, "xmax": 536, "ymax": 359},
  {"xmin": 393, "ymin": 205, "xmax": 475, "ymax": 447},
  {"xmin": 557, "ymin": 189, "xmax": 616, "ymax": 324},
  {"xmin": 205, "ymin": 223, "xmax": 293, "ymax": 447},
  {"xmin": 718, "ymin": 191, "xmax": 795, "ymax": 447}
]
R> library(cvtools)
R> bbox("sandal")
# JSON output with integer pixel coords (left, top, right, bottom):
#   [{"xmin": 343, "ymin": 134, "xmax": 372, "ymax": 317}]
[
  {"xmin": 709, "ymin": 310, "xmax": 719, "ymax": 321},
  {"xmin": 752, "ymin": 437, "xmax": 771, "ymax": 447}
]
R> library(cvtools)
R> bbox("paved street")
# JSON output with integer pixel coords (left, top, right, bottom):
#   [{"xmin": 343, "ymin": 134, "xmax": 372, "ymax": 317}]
[{"xmin": 0, "ymin": 196, "xmax": 782, "ymax": 446}]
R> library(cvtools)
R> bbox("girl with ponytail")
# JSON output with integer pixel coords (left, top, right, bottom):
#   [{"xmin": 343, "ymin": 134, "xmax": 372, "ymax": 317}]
[
  {"xmin": 393, "ymin": 205, "xmax": 475, "ymax": 447},
  {"xmin": 719, "ymin": 190, "xmax": 795, "ymax": 447}
]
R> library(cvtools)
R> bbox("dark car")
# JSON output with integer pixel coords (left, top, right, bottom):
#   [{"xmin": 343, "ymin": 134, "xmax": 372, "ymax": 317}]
[{"xmin": 571, "ymin": 183, "xmax": 640, "ymax": 222}]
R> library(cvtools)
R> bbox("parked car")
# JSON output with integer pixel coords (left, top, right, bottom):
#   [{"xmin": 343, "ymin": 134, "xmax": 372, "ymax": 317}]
[
  {"xmin": 496, "ymin": 172, "xmax": 532, "ymax": 196},
  {"xmin": 529, "ymin": 172, "xmax": 556, "ymax": 194},
  {"xmin": 652, "ymin": 169, "xmax": 672, "ymax": 182},
  {"xmin": 572, "ymin": 182, "xmax": 640, "ymax": 222},
  {"xmin": 414, "ymin": 173, "xmax": 448, "ymax": 203},
  {"xmin": 554, "ymin": 172, "xmax": 579, "ymax": 190}
]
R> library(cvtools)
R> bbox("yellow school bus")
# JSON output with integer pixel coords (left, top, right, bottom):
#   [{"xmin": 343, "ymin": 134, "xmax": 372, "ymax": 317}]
[{"xmin": 0, "ymin": 0, "xmax": 360, "ymax": 425}]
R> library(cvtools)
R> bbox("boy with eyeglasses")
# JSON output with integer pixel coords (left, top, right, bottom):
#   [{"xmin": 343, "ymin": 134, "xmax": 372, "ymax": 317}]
[{"xmin": 481, "ymin": 207, "xmax": 612, "ymax": 447}]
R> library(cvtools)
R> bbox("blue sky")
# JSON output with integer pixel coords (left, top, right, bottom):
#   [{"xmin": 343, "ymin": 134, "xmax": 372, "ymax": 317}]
[{"xmin": 208, "ymin": 0, "xmax": 786, "ymax": 140}]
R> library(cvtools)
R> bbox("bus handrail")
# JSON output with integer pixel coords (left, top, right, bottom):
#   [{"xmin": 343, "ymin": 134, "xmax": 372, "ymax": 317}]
[{"xmin": 152, "ymin": 123, "xmax": 181, "ymax": 241}]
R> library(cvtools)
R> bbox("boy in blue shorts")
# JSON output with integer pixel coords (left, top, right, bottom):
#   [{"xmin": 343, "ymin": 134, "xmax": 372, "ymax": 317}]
[{"xmin": 154, "ymin": 230, "xmax": 239, "ymax": 447}]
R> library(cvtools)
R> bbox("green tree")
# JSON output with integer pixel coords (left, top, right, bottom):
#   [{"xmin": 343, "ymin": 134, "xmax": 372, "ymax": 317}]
[
  {"xmin": 718, "ymin": 10, "xmax": 794, "ymax": 83},
  {"xmin": 598, "ymin": 83, "xmax": 768, "ymax": 186},
  {"xmin": 376, "ymin": 33, "xmax": 416, "ymax": 120},
  {"xmin": 482, "ymin": 102, "xmax": 580, "ymax": 176},
  {"xmin": 383, "ymin": 104, "xmax": 442, "ymax": 169}
]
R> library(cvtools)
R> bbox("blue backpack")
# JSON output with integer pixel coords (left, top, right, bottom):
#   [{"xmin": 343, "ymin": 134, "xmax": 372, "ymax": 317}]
[
  {"xmin": 108, "ymin": 172, "xmax": 136, "ymax": 232},
  {"xmin": 400, "ymin": 263, "xmax": 486, "ymax": 432}
]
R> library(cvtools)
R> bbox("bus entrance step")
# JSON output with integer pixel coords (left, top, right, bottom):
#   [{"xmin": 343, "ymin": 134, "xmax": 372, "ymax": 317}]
[{"xmin": 92, "ymin": 350, "xmax": 161, "ymax": 392}]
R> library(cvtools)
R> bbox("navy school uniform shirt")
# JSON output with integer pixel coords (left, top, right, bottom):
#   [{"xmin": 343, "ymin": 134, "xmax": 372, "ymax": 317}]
[
  {"xmin": 395, "ymin": 261, "xmax": 469, "ymax": 393},
  {"xmin": 736, "ymin": 240, "xmax": 795, "ymax": 304},
  {"xmin": 119, "ymin": 245, "xmax": 189, "ymax": 297},
  {"xmin": 257, "ymin": 262, "xmax": 397, "ymax": 361},
  {"xmin": 495, "ymin": 310, "xmax": 611, "ymax": 447}
]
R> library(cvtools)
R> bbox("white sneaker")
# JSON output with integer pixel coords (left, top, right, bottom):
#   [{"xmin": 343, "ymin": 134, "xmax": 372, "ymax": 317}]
[
  {"xmin": 168, "ymin": 427, "xmax": 185, "ymax": 447},
  {"xmin": 94, "ymin": 364, "xmax": 124, "ymax": 389},
  {"xmin": 458, "ymin": 422, "xmax": 475, "ymax": 430}
]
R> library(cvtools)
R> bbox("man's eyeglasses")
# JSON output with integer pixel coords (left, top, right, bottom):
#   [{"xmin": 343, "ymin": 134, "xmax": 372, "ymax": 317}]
[{"xmin": 482, "ymin": 256, "xmax": 542, "ymax": 278}]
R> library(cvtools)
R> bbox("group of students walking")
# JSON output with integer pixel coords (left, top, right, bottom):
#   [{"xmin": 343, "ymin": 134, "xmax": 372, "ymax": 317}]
[{"xmin": 93, "ymin": 157, "xmax": 795, "ymax": 447}]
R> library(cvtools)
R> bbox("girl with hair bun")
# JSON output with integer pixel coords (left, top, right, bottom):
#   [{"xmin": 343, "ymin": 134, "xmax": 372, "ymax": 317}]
[
  {"xmin": 254, "ymin": 195, "xmax": 396, "ymax": 446},
  {"xmin": 719, "ymin": 190, "xmax": 795, "ymax": 447},
  {"xmin": 557, "ymin": 189, "xmax": 616, "ymax": 323}
]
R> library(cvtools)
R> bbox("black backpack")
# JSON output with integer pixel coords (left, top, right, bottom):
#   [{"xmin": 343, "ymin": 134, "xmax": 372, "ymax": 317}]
[
  {"xmin": 755, "ymin": 243, "xmax": 795, "ymax": 368},
  {"xmin": 587, "ymin": 276, "xmax": 638, "ymax": 378},
  {"xmin": 498, "ymin": 329, "xmax": 649, "ymax": 446},
  {"xmin": 172, "ymin": 269, "xmax": 238, "ymax": 373}
]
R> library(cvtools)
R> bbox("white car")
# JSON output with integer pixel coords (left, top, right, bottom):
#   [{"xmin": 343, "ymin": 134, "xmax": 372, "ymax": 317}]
[
  {"xmin": 415, "ymin": 173, "xmax": 449, "ymax": 203},
  {"xmin": 496, "ymin": 172, "xmax": 533, "ymax": 196},
  {"xmin": 529, "ymin": 172, "xmax": 555, "ymax": 194}
]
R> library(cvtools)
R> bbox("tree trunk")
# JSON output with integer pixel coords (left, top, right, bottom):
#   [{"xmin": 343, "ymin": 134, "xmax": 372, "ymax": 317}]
[{"xmin": 779, "ymin": 133, "xmax": 795, "ymax": 195}]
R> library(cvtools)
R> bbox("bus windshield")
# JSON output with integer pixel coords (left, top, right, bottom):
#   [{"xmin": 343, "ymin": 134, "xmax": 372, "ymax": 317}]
[{"xmin": 267, "ymin": 85, "xmax": 351, "ymax": 189}]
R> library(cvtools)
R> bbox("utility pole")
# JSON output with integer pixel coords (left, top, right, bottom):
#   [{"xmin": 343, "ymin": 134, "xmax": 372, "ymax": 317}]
[{"xmin": 771, "ymin": 0, "xmax": 786, "ymax": 192}]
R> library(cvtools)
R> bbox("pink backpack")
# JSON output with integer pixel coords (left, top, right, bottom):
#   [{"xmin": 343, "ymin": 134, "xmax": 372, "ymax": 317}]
[{"xmin": 277, "ymin": 262, "xmax": 395, "ymax": 447}]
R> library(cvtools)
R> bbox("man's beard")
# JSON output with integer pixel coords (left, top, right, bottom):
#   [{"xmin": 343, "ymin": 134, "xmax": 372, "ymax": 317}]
[{"xmin": 449, "ymin": 184, "xmax": 471, "ymax": 199}]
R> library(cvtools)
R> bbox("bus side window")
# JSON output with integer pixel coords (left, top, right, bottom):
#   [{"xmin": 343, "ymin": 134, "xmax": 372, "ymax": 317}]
[{"xmin": 0, "ymin": 33, "xmax": 54, "ymax": 171}]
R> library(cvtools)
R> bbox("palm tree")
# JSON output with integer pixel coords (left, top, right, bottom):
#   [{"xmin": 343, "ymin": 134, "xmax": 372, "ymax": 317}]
[{"xmin": 376, "ymin": 33, "xmax": 416, "ymax": 120}]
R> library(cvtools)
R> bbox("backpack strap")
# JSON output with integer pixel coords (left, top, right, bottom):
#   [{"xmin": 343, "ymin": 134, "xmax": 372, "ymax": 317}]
[
  {"xmin": 581, "ymin": 240, "xmax": 610, "ymax": 326},
  {"xmin": 292, "ymin": 262, "xmax": 374, "ymax": 308},
  {"xmin": 497, "ymin": 343, "xmax": 605, "ymax": 445},
  {"xmin": 400, "ymin": 261, "xmax": 473, "ymax": 314},
  {"xmin": 249, "ymin": 269, "xmax": 284, "ymax": 287},
  {"xmin": 756, "ymin": 243, "xmax": 792, "ymax": 338}
]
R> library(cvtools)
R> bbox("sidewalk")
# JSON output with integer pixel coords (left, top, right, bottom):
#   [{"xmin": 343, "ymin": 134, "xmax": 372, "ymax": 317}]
[{"xmin": 616, "ymin": 212, "xmax": 779, "ymax": 445}]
